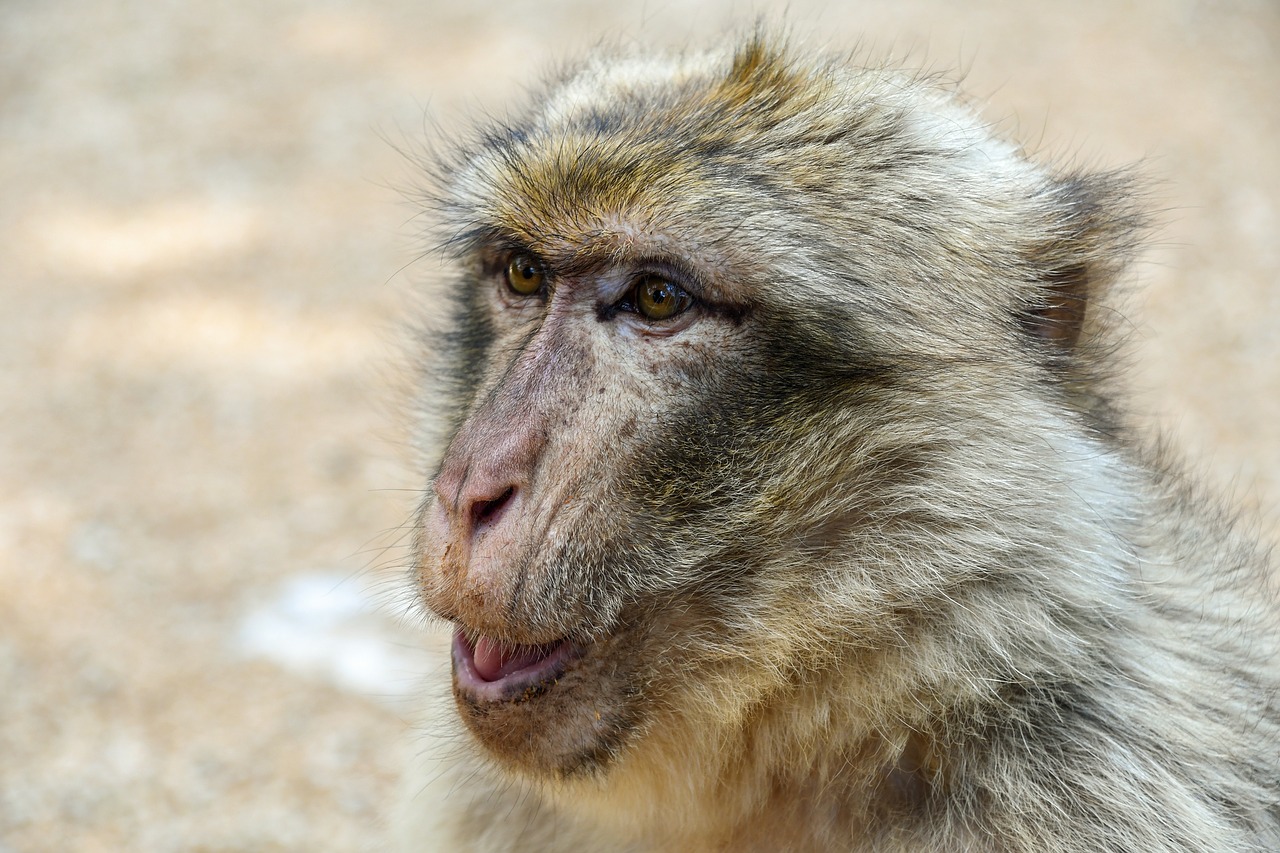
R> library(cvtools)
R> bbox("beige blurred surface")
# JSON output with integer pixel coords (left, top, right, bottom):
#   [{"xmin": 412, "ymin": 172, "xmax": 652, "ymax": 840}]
[{"xmin": 1, "ymin": 1, "xmax": 1277, "ymax": 850}]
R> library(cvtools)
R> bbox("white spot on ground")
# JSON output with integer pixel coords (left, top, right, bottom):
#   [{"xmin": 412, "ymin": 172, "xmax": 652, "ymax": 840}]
[{"xmin": 235, "ymin": 573, "xmax": 438, "ymax": 708}]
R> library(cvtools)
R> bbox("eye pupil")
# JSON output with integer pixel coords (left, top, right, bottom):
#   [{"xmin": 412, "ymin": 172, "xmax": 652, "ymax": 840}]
[{"xmin": 505, "ymin": 255, "xmax": 545, "ymax": 296}]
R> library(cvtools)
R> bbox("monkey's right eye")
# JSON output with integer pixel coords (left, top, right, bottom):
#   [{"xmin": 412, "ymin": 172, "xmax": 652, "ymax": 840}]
[{"xmin": 505, "ymin": 255, "xmax": 546, "ymax": 296}]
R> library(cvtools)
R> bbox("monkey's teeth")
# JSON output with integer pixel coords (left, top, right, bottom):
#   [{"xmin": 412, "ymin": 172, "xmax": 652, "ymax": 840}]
[{"xmin": 472, "ymin": 635, "xmax": 557, "ymax": 682}]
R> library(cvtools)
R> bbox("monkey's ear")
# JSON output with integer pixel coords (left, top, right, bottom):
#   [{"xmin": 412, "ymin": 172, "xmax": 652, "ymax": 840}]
[
  {"xmin": 1020, "ymin": 171, "xmax": 1145, "ymax": 354},
  {"xmin": 1021, "ymin": 263, "xmax": 1089, "ymax": 350}
]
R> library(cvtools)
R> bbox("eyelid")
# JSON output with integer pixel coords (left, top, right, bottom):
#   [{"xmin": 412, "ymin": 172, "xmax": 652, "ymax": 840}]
[
  {"xmin": 629, "ymin": 258, "xmax": 704, "ymax": 300},
  {"xmin": 483, "ymin": 244, "xmax": 539, "ymax": 273}
]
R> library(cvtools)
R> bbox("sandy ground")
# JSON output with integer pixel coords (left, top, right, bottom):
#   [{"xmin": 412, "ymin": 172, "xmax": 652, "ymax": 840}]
[{"xmin": 1, "ymin": 1, "xmax": 1277, "ymax": 850}]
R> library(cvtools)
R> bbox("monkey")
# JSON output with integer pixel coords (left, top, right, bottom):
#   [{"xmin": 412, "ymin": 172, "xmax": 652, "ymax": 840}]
[{"xmin": 398, "ymin": 32, "xmax": 1280, "ymax": 853}]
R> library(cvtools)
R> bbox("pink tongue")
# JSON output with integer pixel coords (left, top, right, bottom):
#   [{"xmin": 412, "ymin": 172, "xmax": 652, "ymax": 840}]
[{"xmin": 472, "ymin": 636, "xmax": 553, "ymax": 682}]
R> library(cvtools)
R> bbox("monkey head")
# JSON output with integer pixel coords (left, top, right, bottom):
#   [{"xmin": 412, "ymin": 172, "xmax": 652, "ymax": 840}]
[{"xmin": 410, "ymin": 37, "xmax": 1142, "ymax": 783}]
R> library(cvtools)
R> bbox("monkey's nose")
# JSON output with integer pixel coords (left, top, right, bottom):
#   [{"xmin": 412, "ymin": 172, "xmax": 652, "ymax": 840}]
[
  {"xmin": 433, "ymin": 467, "xmax": 522, "ymax": 550},
  {"xmin": 425, "ymin": 465, "xmax": 530, "ymax": 626},
  {"xmin": 468, "ymin": 484, "xmax": 517, "ymax": 534}
]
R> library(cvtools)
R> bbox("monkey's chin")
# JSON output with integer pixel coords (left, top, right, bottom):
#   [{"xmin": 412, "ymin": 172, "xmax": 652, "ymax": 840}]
[
  {"xmin": 450, "ymin": 623, "xmax": 643, "ymax": 776},
  {"xmin": 451, "ymin": 628, "xmax": 581, "ymax": 703}
]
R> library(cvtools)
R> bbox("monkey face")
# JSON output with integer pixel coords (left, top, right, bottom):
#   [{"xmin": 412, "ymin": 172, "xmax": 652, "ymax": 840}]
[
  {"xmin": 415, "ymin": 236, "xmax": 785, "ymax": 775},
  {"xmin": 414, "ymin": 219, "xmax": 920, "ymax": 776}
]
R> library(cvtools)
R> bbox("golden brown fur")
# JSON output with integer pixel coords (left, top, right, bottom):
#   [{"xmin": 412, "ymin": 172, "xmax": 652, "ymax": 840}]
[{"xmin": 399, "ymin": 33, "xmax": 1280, "ymax": 852}]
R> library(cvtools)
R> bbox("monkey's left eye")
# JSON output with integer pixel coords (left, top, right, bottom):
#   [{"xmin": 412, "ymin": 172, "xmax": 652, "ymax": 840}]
[
  {"xmin": 632, "ymin": 275, "xmax": 692, "ymax": 322},
  {"xmin": 505, "ymin": 255, "xmax": 546, "ymax": 296}
]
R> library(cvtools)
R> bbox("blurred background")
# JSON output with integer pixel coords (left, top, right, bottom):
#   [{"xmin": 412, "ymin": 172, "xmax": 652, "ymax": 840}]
[{"xmin": 1, "ymin": 1, "xmax": 1276, "ymax": 850}]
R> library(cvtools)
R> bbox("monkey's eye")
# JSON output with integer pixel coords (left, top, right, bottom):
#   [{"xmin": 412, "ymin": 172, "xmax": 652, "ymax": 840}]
[
  {"xmin": 505, "ymin": 255, "xmax": 545, "ymax": 296},
  {"xmin": 632, "ymin": 275, "xmax": 692, "ymax": 321}
]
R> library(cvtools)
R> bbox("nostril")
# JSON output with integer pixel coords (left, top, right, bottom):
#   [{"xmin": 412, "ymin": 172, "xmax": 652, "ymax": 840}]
[{"xmin": 471, "ymin": 486, "xmax": 515, "ymax": 531}]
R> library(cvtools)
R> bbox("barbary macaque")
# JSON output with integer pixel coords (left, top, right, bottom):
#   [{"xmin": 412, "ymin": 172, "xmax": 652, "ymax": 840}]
[{"xmin": 400, "ymin": 33, "xmax": 1280, "ymax": 852}]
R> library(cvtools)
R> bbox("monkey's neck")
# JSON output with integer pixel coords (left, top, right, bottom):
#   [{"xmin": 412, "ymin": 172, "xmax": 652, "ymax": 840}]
[{"xmin": 546, "ymin": 664, "xmax": 961, "ymax": 851}]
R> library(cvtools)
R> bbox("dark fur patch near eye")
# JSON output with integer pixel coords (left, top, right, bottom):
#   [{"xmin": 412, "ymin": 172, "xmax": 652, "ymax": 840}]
[
  {"xmin": 438, "ymin": 273, "xmax": 496, "ymax": 422},
  {"xmin": 618, "ymin": 300, "xmax": 906, "ymax": 531}
]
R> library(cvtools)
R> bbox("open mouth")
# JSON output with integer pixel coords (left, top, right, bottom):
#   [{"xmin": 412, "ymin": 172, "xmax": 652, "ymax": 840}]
[{"xmin": 451, "ymin": 628, "xmax": 581, "ymax": 701}]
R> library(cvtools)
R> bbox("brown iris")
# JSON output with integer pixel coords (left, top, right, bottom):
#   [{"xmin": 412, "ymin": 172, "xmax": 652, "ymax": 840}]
[
  {"xmin": 505, "ymin": 254, "xmax": 545, "ymax": 296},
  {"xmin": 634, "ymin": 275, "xmax": 692, "ymax": 321}
]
